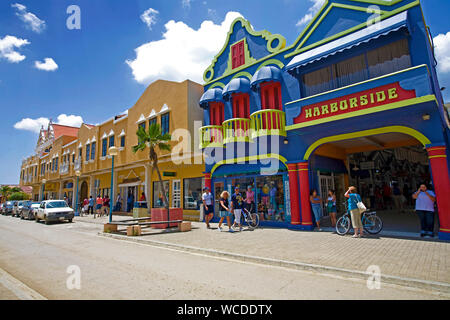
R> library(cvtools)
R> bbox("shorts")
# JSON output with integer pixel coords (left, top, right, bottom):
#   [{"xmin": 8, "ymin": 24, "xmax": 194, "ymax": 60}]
[
  {"xmin": 205, "ymin": 205, "xmax": 214, "ymax": 215},
  {"xmin": 311, "ymin": 205, "xmax": 322, "ymax": 221},
  {"xmin": 350, "ymin": 208, "xmax": 363, "ymax": 229},
  {"xmin": 96, "ymin": 204, "xmax": 102, "ymax": 210},
  {"xmin": 219, "ymin": 210, "xmax": 231, "ymax": 218}
]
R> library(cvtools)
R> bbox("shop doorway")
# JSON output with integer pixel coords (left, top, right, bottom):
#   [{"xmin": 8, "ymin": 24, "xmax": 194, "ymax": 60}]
[
  {"xmin": 80, "ymin": 181, "xmax": 88, "ymax": 204},
  {"xmin": 312, "ymin": 131, "xmax": 437, "ymax": 234}
]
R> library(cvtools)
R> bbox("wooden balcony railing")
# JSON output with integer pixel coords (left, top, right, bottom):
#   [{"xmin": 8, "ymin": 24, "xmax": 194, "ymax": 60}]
[
  {"xmin": 222, "ymin": 118, "xmax": 252, "ymax": 144},
  {"xmin": 199, "ymin": 125, "xmax": 223, "ymax": 149},
  {"xmin": 250, "ymin": 109, "xmax": 286, "ymax": 139}
]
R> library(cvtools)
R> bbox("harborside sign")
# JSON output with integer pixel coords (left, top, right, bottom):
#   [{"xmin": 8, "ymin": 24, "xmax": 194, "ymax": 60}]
[{"xmin": 294, "ymin": 83, "xmax": 416, "ymax": 124}]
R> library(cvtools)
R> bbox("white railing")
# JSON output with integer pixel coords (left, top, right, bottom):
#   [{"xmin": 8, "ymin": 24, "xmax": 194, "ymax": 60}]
[
  {"xmin": 60, "ymin": 163, "xmax": 69, "ymax": 174},
  {"xmin": 74, "ymin": 158, "xmax": 82, "ymax": 171}
]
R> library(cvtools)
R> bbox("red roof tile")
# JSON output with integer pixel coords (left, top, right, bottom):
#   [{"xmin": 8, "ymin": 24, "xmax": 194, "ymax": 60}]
[{"xmin": 52, "ymin": 124, "xmax": 79, "ymax": 138}]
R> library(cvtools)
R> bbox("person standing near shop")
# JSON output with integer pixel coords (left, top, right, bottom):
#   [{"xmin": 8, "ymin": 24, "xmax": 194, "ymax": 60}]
[
  {"xmin": 327, "ymin": 189, "xmax": 337, "ymax": 228},
  {"xmin": 412, "ymin": 184, "xmax": 436, "ymax": 238},
  {"xmin": 345, "ymin": 186, "xmax": 364, "ymax": 238},
  {"xmin": 231, "ymin": 187, "xmax": 244, "ymax": 232},
  {"xmin": 244, "ymin": 185, "xmax": 255, "ymax": 213},
  {"xmin": 218, "ymin": 191, "xmax": 234, "ymax": 233},
  {"xmin": 95, "ymin": 195, "xmax": 103, "ymax": 218},
  {"xmin": 103, "ymin": 195, "xmax": 110, "ymax": 217},
  {"xmin": 88, "ymin": 196, "xmax": 94, "ymax": 215},
  {"xmin": 310, "ymin": 190, "xmax": 323, "ymax": 231},
  {"xmin": 127, "ymin": 193, "xmax": 134, "ymax": 213},
  {"xmin": 202, "ymin": 187, "xmax": 214, "ymax": 229}
]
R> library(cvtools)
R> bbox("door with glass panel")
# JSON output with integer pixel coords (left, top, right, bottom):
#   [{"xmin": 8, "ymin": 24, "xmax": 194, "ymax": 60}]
[
  {"xmin": 172, "ymin": 180, "xmax": 181, "ymax": 208},
  {"xmin": 213, "ymin": 181, "xmax": 225, "ymax": 215},
  {"xmin": 318, "ymin": 172, "xmax": 335, "ymax": 217}
]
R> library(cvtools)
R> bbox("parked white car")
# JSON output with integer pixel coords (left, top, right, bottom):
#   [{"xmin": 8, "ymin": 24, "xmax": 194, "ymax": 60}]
[{"xmin": 36, "ymin": 200, "xmax": 74, "ymax": 224}]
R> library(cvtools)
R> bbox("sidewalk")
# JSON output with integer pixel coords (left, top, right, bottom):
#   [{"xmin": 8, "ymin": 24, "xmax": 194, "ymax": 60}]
[{"xmin": 77, "ymin": 216, "xmax": 450, "ymax": 290}]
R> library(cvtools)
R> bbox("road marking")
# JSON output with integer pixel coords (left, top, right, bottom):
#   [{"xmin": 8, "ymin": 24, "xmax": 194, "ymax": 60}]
[{"xmin": 0, "ymin": 267, "xmax": 47, "ymax": 300}]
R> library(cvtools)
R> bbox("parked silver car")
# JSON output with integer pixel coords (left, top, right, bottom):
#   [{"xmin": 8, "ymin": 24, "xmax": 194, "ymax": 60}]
[
  {"xmin": 35, "ymin": 200, "xmax": 74, "ymax": 224},
  {"xmin": 20, "ymin": 201, "xmax": 40, "ymax": 220},
  {"xmin": 12, "ymin": 200, "xmax": 25, "ymax": 217}
]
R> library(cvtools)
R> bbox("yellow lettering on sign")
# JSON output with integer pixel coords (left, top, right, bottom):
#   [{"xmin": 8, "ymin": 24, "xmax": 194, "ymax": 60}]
[
  {"xmin": 388, "ymin": 88, "xmax": 398, "ymax": 99},
  {"xmin": 321, "ymin": 105, "xmax": 329, "ymax": 114},
  {"xmin": 330, "ymin": 103, "xmax": 338, "ymax": 113},
  {"xmin": 349, "ymin": 98, "xmax": 358, "ymax": 108},
  {"xmin": 305, "ymin": 108, "xmax": 312, "ymax": 119},
  {"xmin": 370, "ymin": 93, "xmax": 375, "ymax": 104},
  {"xmin": 339, "ymin": 100, "xmax": 348, "ymax": 110},
  {"xmin": 313, "ymin": 107, "xmax": 321, "ymax": 117},
  {"xmin": 360, "ymin": 95, "xmax": 368, "ymax": 106},
  {"xmin": 376, "ymin": 91, "xmax": 386, "ymax": 103}
]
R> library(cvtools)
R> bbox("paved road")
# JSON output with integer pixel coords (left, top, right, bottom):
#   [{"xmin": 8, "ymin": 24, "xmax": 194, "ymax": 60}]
[{"xmin": 0, "ymin": 215, "xmax": 446, "ymax": 300}]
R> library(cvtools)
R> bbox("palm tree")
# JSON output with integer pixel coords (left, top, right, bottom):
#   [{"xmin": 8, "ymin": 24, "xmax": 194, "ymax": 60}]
[
  {"xmin": 0, "ymin": 185, "xmax": 11, "ymax": 203},
  {"xmin": 11, "ymin": 187, "xmax": 22, "ymax": 193},
  {"xmin": 132, "ymin": 123, "xmax": 172, "ymax": 222}
]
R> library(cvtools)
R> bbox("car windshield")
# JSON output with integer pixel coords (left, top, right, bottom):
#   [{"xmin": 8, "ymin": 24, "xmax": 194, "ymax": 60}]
[
  {"xmin": 6, "ymin": 202, "xmax": 13, "ymax": 206},
  {"xmin": 46, "ymin": 201, "xmax": 69, "ymax": 209},
  {"xmin": 31, "ymin": 204, "xmax": 40, "ymax": 208}
]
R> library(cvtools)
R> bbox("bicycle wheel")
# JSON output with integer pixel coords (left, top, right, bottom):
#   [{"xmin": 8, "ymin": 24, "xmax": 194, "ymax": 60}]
[
  {"xmin": 336, "ymin": 215, "xmax": 351, "ymax": 235},
  {"xmin": 248, "ymin": 212, "xmax": 260, "ymax": 229},
  {"xmin": 363, "ymin": 215, "xmax": 383, "ymax": 234}
]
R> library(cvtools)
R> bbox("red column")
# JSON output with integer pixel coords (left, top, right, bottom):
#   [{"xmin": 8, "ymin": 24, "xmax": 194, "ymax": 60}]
[
  {"xmin": 287, "ymin": 163, "xmax": 300, "ymax": 225},
  {"xmin": 204, "ymin": 172, "xmax": 212, "ymax": 191},
  {"xmin": 298, "ymin": 161, "xmax": 313, "ymax": 228},
  {"xmin": 427, "ymin": 145, "xmax": 450, "ymax": 240}
]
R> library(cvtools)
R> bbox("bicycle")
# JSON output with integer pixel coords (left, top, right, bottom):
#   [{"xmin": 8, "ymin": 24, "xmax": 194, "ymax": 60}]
[
  {"xmin": 336, "ymin": 202, "xmax": 383, "ymax": 235},
  {"xmin": 240, "ymin": 206, "xmax": 260, "ymax": 230}
]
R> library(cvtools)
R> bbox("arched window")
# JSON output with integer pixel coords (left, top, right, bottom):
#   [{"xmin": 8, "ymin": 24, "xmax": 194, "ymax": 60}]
[
  {"xmin": 260, "ymin": 81, "xmax": 282, "ymax": 110},
  {"xmin": 232, "ymin": 93, "xmax": 250, "ymax": 118},
  {"xmin": 209, "ymin": 102, "xmax": 224, "ymax": 125}
]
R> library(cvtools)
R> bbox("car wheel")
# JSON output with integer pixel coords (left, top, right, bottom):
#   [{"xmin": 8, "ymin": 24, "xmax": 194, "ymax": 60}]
[{"xmin": 68, "ymin": 219, "xmax": 73, "ymax": 223}]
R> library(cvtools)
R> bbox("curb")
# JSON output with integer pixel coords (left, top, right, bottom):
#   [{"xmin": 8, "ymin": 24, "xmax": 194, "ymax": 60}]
[
  {"xmin": 98, "ymin": 232, "xmax": 450, "ymax": 294},
  {"xmin": 0, "ymin": 267, "xmax": 47, "ymax": 300}
]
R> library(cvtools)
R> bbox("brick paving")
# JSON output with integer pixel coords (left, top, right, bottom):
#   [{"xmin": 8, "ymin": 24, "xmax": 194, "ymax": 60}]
[{"xmin": 76, "ymin": 215, "xmax": 450, "ymax": 284}]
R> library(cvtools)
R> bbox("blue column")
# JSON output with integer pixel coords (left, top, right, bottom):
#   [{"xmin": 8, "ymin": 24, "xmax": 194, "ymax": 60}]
[{"xmin": 109, "ymin": 155, "xmax": 114, "ymax": 223}]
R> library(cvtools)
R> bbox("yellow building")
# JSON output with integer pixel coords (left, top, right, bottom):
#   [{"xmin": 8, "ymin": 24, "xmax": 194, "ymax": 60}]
[{"xmin": 20, "ymin": 79, "xmax": 205, "ymax": 220}]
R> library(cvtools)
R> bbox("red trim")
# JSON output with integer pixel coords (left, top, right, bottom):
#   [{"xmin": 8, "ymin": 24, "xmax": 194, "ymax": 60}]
[
  {"xmin": 232, "ymin": 92, "xmax": 250, "ymax": 118},
  {"xmin": 231, "ymin": 41, "xmax": 245, "ymax": 69},
  {"xmin": 260, "ymin": 81, "xmax": 282, "ymax": 111},
  {"xmin": 298, "ymin": 162, "xmax": 313, "ymax": 226},
  {"xmin": 288, "ymin": 164, "xmax": 301, "ymax": 225},
  {"xmin": 209, "ymin": 102, "xmax": 224, "ymax": 126},
  {"xmin": 427, "ymin": 146, "xmax": 450, "ymax": 233}
]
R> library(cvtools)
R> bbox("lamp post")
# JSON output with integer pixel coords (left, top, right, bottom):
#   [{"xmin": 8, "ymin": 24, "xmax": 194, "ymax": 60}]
[
  {"xmin": 108, "ymin": 146, "xmax": 118, "ymax": 223},
  {"xmin": 41, "ymin": 179, "xmax": 47, "ymax": 201},
  {"xmin": 74, "ymin": 170, "xmax": 81, "ymax": 216}
]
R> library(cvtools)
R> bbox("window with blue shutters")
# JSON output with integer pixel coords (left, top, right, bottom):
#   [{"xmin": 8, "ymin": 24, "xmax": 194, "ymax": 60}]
[
  {"xmin": 86, "ymin": 144, "xmax": 90, "ymax": 162},
  {"xmin": 161, "ymin": 113, "xmax": 170, "ymax": 135},
  {"xmin": 109, "ymin": 135, "xmax": 115, "ymax": 147},
  {"xmin": 102, "ymin": 138, "xmax": 107, "ymax": 157},
  {"xmin": 91, "ymin": 142, "xmax": 96, "ymax": 160}
]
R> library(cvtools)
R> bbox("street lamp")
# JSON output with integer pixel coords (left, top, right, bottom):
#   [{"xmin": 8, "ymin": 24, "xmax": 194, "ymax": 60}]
[
  {"xmin": 41, "ymin": 179, "xmax": 47, "ymax": 201},
  {"xmin": 108, "ymin": 146, "xmax": 118, "ymax": 223},
  {"xmin": 74, "ymin": 170, "xmax": 81, "ymax": 216}
]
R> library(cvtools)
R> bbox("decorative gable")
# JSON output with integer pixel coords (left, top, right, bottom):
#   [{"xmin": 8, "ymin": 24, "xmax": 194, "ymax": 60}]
[{"xmin": 203, "ymin": 17, "xmax": 286, "ymax": 84}]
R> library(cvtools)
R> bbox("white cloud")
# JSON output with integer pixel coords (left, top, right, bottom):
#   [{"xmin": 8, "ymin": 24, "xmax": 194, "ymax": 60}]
[
  {"xmin": 11, "ymin": 3, "xmax": 46, "ymax": 33},
  {"xmin": 34, "ymin": 57, "xmax": 58, "ymax": 71},
  {"xmin": 296, "ymin": 0, "xmax": 326, "ymax": 27},
  {"xmin": 126, "ymin": 11, "xmax": 243, "ymax": 85},
  {"xmin": 434, "ymin": 31, "xmax": 450, "ymax": 74},
  {"xmin": 14, "ymin": 114, "xmax": 84, "ymax": 133},
  {"xmin": 0, "ymin": 35, "xmax": 30, "ymax": 63},
  {"xmin": 140, "ymin": 8, "xmax": 159, "ymax": 30}
]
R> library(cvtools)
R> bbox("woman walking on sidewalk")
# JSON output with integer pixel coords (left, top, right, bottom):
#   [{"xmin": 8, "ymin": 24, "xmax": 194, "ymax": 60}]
[
  {"xmin": 95, "ymin": 195, "xmax": 102, "ymax": 218},
  {"xmin": 345, "ymin": 186, "xmax": 364, "ymax": 238},
  {"xmin": 310, "ymin": 190, "xmax": 323, "ymax": 231},
  {"xmin": 217, "ymin": 191, "xmax": 234, "ymax": 233},
  {"xmin": 327, "ymin": 190, "xmax": 337, "ymax": 228}
]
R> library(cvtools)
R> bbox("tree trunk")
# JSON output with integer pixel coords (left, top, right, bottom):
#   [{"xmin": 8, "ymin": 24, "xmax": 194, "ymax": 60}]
[{"xmin": 150, "ymin": 149, "xmax": 171, "ymax": 228}]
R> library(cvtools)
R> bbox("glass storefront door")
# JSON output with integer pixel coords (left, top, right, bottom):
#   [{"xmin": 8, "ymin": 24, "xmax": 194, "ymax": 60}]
[{"xmin": 213, "ymin": 180, "xmax": 225, "ymax": 214}]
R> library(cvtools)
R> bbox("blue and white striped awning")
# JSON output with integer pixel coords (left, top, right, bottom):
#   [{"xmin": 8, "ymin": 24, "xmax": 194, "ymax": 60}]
[
  {"xmin": 286, "ymin": 11, "xmax": 410, "ymax": 72},
  {"xmin": 222, "ymin": 78, "xmax": 251, "ymax": 98},
  {"xmin": 250, "ymin": 66, "xmax": 282, "ymax": 88},
  {"xmin": 199, "ymin": 88, "xmax": 223, "ymax": 108}
]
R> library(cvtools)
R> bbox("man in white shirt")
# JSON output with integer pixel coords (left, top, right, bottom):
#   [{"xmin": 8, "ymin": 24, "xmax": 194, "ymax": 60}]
[{"xmin": 202, "ymin": 187, "xmax": 214, "ymax": 229}]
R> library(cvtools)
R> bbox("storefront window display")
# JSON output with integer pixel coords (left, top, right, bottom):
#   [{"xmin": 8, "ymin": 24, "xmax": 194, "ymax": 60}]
[
  {"xmin": 183, "ymin": 177, "xmax": 203, "ymax": 210},
  {"xmin": 153, "ymin": 181, "xmax": 169, "ymax": 208},
  {"xmin": 256, "ymin": 175, "xmax": 285, "ymax": 222}
]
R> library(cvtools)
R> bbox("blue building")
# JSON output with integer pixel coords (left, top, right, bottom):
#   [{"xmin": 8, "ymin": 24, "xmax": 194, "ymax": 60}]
[{"xmin": 198, "ymin": 0, "xmax": 450, "ymax": 240}]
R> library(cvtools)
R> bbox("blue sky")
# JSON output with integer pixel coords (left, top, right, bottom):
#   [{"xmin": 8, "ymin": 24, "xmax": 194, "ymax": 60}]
[{"xmin": 1, "ymin": 0, "xmax": 450, "ymax": 184}]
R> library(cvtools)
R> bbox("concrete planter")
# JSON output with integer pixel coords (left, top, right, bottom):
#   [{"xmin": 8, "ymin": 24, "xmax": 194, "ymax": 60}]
[{"xmin": 151, "ymin": 208, "xmax": 182, "ymax": 229}]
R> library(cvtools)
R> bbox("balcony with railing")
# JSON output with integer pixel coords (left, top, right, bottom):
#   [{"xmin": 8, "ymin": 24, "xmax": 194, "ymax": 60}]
[
  {"xmin": 199, "ymin": 125, "xmax": 223, "ymax": 149},
  {"xmin": 250, "ymin": 109, "xmax": 286, "ymax": 139},
  {"xmin": 222, "ymin": 118, "xmax": 252, "ymax": 144},
  {"xmin": 199, "ymin": 109, "xmax": 286, "ymax": 148}
]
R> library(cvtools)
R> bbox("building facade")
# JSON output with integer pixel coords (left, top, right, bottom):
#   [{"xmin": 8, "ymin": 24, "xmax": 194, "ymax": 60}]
[
  {"xmin": 20, "ymin": 79, "xmax": 205, "ymax": 220},
  {"xmin": 198, "ymin": 0, "xmax": 450, "ymax": 239}
]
